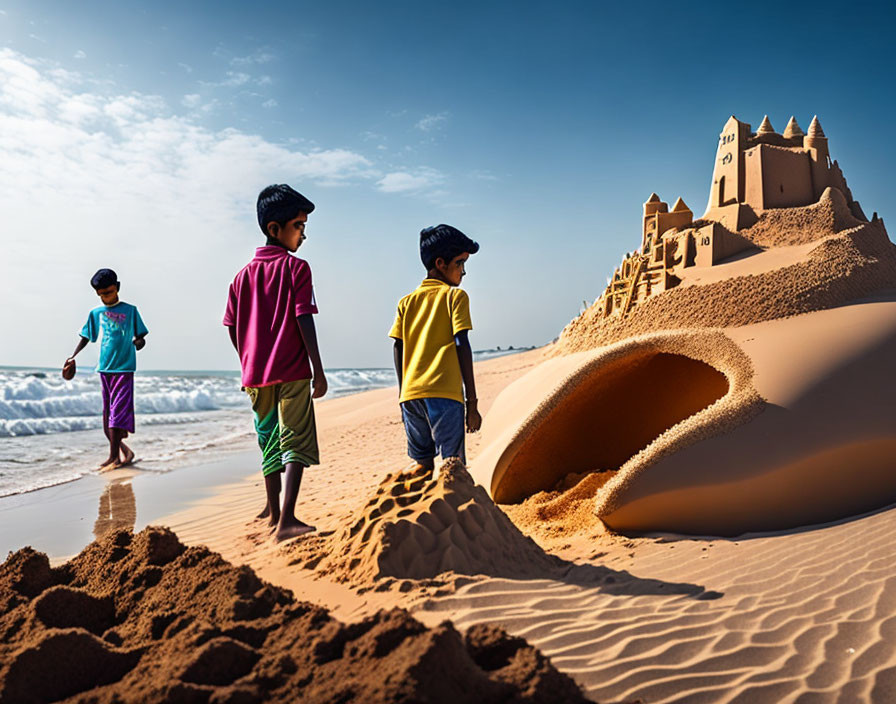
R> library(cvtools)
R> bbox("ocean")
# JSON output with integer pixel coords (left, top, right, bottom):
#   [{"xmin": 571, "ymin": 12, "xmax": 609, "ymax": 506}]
[{"xmin": 0, "ymin": 348, "xmax": 528, "ymax": 497}]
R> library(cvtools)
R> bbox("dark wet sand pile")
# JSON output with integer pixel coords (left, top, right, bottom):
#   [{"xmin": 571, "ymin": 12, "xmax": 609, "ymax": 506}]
[
  {"xmin": 556, "ymin": 196, "xmax": 896, "ymax": 355},
  {"xmin": 0, "ymin": 526, "xmax": 592, "ymax": 704}
]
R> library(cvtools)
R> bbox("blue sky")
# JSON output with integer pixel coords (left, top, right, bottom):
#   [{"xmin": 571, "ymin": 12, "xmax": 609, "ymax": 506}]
[{"xmin": 1, "ymin": 1, "xmax": 894, "ymax": 370}]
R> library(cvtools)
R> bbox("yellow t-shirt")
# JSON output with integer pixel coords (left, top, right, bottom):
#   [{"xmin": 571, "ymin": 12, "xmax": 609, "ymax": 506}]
[{"xmin": 388, "ymin": 279, "xmax": 473, "ymax": 403}]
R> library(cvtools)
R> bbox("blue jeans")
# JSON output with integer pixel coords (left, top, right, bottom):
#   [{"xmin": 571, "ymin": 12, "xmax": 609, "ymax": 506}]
[{"xmin": 400, "ymin": 398, "xmax": 466, "ymax": 464}]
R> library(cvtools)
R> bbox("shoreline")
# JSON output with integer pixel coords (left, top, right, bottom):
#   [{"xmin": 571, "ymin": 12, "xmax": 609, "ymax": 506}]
[{"xmin": 0, "ymin": 349, "xmax": 541, "ymax": 564}]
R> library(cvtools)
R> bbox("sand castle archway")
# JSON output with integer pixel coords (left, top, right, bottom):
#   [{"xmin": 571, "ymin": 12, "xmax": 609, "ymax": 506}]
[
  {"xmin": 472, "ymin": 332, "xmax": 759, "ymax": 510},
  {"xmin": 491, "ymin": 351, "xmax": 729, "ymax": 504}
]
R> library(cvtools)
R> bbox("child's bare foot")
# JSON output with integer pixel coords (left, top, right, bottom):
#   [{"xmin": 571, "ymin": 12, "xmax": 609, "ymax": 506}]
[
  {"xmin": 98, "ymin": 456, "xmax": 116, "ymax": 469},
  {"xmin": 275, "ymin": 517, "xmax": 315, "ymax": 542},
  {"xmin": 118, "ymin": 446, "xmax": 135, "ymax": 468},
  {"xmin": 256, "ymin": 505, "xmax": 271, "ymax": 520}
]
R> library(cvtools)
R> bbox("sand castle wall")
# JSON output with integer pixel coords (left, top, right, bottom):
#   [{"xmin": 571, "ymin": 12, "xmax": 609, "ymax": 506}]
[{"xmin": 557, "ymin": 215, "xmax": 895, "ymax": 356}]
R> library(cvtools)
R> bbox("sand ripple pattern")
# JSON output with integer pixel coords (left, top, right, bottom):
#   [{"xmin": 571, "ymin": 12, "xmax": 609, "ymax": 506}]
[{"xmin": 419, "ymin": 505, "xmax": 896, "ymax": 703}]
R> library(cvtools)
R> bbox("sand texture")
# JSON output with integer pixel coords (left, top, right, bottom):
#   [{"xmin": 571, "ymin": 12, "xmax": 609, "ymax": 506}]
[
  {"xmin": 0, "ymin": 526, "xmax": 591, "ymax": 704},
  {"xmin": 3, "ymin": 347, "xmax": 893, "ymax": 702},
  {"xmin": 418, "ymin": 500, "xmax": 896, "ymax": 703},
  {"xmin": 288, "ymin": 458, "xmax": 563, "ymax": 588},
  {"xmin": 474, "ymin": 296, "xmax": 896, "ymax": 535}
]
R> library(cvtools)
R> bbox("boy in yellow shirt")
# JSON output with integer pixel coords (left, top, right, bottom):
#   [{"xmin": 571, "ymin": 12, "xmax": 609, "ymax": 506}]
[{"xmin": 389, "ymin": 224, "xmax": 481, "ymax": 471}]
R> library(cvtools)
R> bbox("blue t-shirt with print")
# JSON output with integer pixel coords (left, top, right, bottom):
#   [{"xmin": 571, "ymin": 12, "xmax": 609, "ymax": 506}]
[{"xmin": 80, "ymin": 302, "xmax": 149, "ymax": 373}]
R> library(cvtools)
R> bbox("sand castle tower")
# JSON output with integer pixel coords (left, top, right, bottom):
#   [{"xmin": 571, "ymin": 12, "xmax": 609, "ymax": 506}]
[
  {"xmin": 596, "ymin": 114, "xmax": 869, "ymax": 321},
  {"xmin": 705, "ymin": 114, "xmax": 866, "ymax": 223}
]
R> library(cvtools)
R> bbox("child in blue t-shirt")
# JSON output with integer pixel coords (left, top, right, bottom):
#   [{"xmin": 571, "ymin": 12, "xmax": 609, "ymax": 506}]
[{"xmin": 65, "ymin": 268, "xmax": 149, "ymax": 470}]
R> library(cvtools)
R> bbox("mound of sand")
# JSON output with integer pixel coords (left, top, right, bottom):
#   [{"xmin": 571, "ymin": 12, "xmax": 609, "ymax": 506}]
[
  {"xmin": 503, "ymin": 472, "xmax": 615, "ymax": 545},
  {"xmin": 739, "ymin": 185, "xmax": 861, "ymax": 247},
  {"xmin": 0, "ymin": 526, "xmax": 591, "ymax": 704},
  {"xmin": 291, "ymin": 459, "xmax": 562, "ymax": 588},
  {"xmin": 556, "ymin": 211, "xmax": 895, "ymax": 355}
]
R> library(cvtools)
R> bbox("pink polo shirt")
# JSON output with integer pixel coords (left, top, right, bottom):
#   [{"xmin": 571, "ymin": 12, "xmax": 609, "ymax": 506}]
[{"xmin": 224, "ymin": 246, "xmax": 319, "ymax": 387}]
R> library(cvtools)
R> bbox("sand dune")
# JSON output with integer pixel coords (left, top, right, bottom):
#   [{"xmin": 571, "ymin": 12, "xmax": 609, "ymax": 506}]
[{"xmin": 472, "ymin": 295, "xmax": 896, "ymax": 535}]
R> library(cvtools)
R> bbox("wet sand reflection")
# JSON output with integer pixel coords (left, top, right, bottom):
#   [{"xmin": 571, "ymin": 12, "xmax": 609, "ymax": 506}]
[{"xmin": 93, "ymin": 480, "xmax": 136, "ymax": 539}]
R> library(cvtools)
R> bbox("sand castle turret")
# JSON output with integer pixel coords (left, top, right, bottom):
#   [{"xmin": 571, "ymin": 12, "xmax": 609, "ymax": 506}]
[
  {"xmin": 643, "ymin": 192, "xmax": 666, "ymax": 215},
  {"xmin": 671, "ymin": 197, "xmax": 690, "ymax": 213},
  {"xmin": 803, "ymin": 115, "xmax": 828, "ymax": 152},
  {"xmin": 756, "ymin": 115, "xmax": 775, "ymax": 135},
  {"xmin": 783, "ymin": 116, "xmax": 804, "ymax": 140},
  {"xmin": 802, "ymin": 115, "xmax": 833, "ymax": 202}
]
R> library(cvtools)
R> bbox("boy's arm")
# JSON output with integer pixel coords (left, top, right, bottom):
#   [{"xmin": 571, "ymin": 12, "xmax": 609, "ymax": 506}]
[
  {"xmin": 392, "ymin": 339, "xmax": 403, "ymax": 391},
  {"xmin": 297, "ymin": 314, "xmax": 327, "ymax": 399},
  {"xmin": 68, "ymin": 336, "xmax": 89, "ymax": 361},
  {"xmin": 133, "ymin": 309, "xmax": 149, "ymax": 350},
  {"xmin": 454, "ymin": 330, "xmax": 481, "ymax": 432},
  {"xmin": 227, "ymin": 325, "xmax": 239, "ymax": 355}
]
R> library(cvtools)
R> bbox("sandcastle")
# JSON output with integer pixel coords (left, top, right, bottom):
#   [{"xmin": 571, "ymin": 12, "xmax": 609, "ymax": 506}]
[
  {"xmin": 473, "ymin": 115, "xmax": 896, "ymax": 535},
  {"xmin": 599, "ymin": 115, "xmax": 869, "ymax": 318}
]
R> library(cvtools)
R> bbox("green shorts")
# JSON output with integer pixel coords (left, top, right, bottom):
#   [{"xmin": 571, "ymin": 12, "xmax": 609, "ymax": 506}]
[{"xmin": 245, "ymin": 379, "xmax": 319, "ymax": 476}]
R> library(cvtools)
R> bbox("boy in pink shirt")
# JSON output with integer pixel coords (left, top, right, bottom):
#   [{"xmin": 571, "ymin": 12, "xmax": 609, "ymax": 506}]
[{"xmin": 224, "ymin": 184, "xmax": 327, "ymax": 541}]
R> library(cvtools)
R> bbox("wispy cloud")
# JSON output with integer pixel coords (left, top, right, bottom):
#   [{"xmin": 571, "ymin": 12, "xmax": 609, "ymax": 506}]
[
  {"xmin": 219, "ymin": 71, "xmax": 250, "ymax": 87},
  {"xmin": 230, "ymin": 50, "xmax": 274, "ymax": 67},
  {"xmin": 182, "ymin": 93, "xmax": 202, "ymax": 108},
  {"xmin": 377, "ymin": 167, "xmax": 444, "ymax": 193},
  {"xmin": 469, "ymin": 169, "xmax": 498, "ymax": 181},
  {"xmin": 178, "ymin": 62, "xmax": 193, "ymax": 74},
  {"xmin": 262, "ymin": 98, "xmax": 278, "ymax": 109},
  {"xmin": 415, "ymin": 112, "xmax": 449, "ymax": 132},
  {"xmin": 0, "ymin": 47, "xmax": 379, "ymax": 247},
  {"xmin": 73, "ymin": 50, "xmax": 86, "ymax": 60}
]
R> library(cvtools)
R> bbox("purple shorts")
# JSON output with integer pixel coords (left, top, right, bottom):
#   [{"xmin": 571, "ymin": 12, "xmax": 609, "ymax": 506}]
[{"xmin": 101, "ymin": 372, "xmax": 135, "ymax": 434}]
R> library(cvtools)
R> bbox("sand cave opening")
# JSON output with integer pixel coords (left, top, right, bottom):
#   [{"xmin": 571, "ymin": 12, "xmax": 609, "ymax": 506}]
[{"xmin": 495, "ymin": 352, "xmax": 730, "ymax": 504}]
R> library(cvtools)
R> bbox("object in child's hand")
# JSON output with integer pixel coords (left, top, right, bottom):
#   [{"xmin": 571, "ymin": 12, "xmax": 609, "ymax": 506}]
[{"xmin": 62, "ymin": 358, "xmax": 76, "ymax": 380}]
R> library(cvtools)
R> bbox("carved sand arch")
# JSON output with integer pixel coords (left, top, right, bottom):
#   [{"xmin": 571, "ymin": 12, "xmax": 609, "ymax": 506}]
[{"xmin": 473, "ymin": 331, "xmax": 763, "ymax": 507}]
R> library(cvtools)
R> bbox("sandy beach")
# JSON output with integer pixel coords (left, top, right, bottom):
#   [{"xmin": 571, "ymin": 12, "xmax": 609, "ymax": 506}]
[{"xmin": 5, "ymin": 330, "xmax": 896, "ymax": 702}]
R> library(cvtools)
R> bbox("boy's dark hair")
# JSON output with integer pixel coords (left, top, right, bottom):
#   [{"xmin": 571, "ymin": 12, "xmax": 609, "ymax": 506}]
[
  {"xmin": 257, "ymin": 184, "xmax": 315, "ymax": 235},
  {"xmin": 90, "ymin": 268, "xmax": 118, "ymax": 290},
  {"xmin": 420, "ymin": 224, "xmax": 480, "ymax": 270}
]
